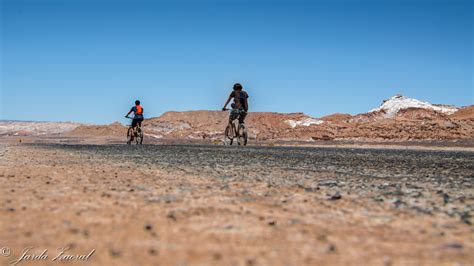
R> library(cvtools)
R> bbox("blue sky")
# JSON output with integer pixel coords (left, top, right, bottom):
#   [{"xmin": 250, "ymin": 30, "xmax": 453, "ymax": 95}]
[{"xmin": 1, "ymin": 0, "xmax": 472, "ymax": 124}]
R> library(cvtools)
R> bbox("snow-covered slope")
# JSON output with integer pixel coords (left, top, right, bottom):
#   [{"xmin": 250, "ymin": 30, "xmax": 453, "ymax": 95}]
[
  {"xmin": 285, "ymin": 118, "xmax": 324, "ymax": 128},
  {"xmin": 370, "ymin": 95, "xmax": 458, "ymax": 117}
]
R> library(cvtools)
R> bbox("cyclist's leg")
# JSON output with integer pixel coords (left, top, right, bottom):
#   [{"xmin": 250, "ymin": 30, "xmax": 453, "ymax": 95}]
[
  {"xmin": 131, "ymin": 119, "xmax": 140, "ymax": 137},
  {"xmin": 136, "ymin": 118, "xmax": 143, "ymax": 136},
  {"xmin": 238, "ymin": 111, "xmax": 247, "ymax": 125},
  {"xmin": 228, "ymin": 114, "xmax": 234, "ymax": 130}
]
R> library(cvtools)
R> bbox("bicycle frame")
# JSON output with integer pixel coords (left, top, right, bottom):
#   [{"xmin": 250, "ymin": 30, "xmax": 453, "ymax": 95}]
[
  {"xmin": 126, "ymin": 116, "xmax": 143, "ymax": 145},
  {"xmin": 224, "ymin": 109, "xmax": 247, "ymax": 145}
]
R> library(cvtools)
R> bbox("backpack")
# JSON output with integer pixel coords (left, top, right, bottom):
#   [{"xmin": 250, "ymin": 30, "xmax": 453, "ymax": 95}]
[{"xmin": 135, "ymin": 105, "xmax": 143, "ymax": 115}]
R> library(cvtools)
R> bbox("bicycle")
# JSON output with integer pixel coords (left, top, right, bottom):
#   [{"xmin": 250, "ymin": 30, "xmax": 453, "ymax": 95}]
[
  {"xmin": 125, "ymin": 116, "xmax": 144, "ymax": 145},
  {"xmin": 223, "ymin": 107, "xmax": 248, "ymax": 146}
]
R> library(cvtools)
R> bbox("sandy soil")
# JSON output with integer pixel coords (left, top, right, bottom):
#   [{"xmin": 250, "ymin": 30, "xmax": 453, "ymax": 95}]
[{"xmin": 0, "ymin": 143, "xmax": 473, "ymax": 266}]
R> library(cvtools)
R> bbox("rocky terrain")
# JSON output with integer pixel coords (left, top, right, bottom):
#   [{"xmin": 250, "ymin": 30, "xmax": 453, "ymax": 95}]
[
  {"xmin": 61, "ymin": 95, "xmax": 474, "ymax": 143},
  {"xmin": 1, "ymin": 95, "xmax": 472, "ymax": 146},
  {"xmin": 0, "ymin": 120, "xmax": 81, "ymax": 137},
  {"xmin": 0, "ymin": 143, "xmax": 472, "ymax": 265},
  {"xmin": 133, "ymin": 95, "xmax": 471, "ymax": 143}
]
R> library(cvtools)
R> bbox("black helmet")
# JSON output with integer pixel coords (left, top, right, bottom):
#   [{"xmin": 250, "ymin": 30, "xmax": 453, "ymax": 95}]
[
  {"xmin": 233, "ymin": 83, "xmax": 242, "ymax": 91},
  {"xmin": 135, "ymin": 100, "xmax": 140, "ymax": 105}
]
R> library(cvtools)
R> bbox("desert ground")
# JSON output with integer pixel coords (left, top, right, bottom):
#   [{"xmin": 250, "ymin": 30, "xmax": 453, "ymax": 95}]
[{"xmin": 0, "ymin": 143, "xmax": 473, "ymax": 266}]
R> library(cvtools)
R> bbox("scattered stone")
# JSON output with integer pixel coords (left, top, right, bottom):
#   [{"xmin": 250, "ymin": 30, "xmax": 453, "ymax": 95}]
[
  {"xmin": 144, "ymin": 223, "xmax": 153, "ymax": 231},
  {"xmin": 373, "ymin": 197, "xmax": 384, "ymax": 202},
  {"xmin": 167, "ymin": 212, "xmax": 177, "ymax": 221},
  {"xmin": 246, "ymin": 258, "xmax": 256, "ymax": 266},
  {"xmin": 327, "ymin": 244, "xmax": 337, "ymax": 253},
  {"xmin": 407, "ymin": 191, "xmax": 422, "ymax": 198},
  {"xmin": 443, "ymin": 243, "xmax": 463, "ymax": 250},
  {"xmin": 148, "ymin": 248, "xmax": 158, "ymax": 256},
  {"xmin": 383, "ymin": 189, "xmax": 403, "ymax": 196},
  {"xmin": 319, "ymin": 180, "xmax": 338, "ymax": 187},
  {"xmin": 151, "ymin": 194, "xmax": 178, "ymax": 204},
  {"xmin": 268, "ymin": 220, "xmax": 277, "ymax": 226},
  {"xmin": 329, "ymin": 192, "xmax": 342, "ymax": 200},
  {"xmin": 288, "ymin": 218, "xmax": 301, "ymax": 225},
  {"xmin": 213, "ymin": 253, "xmax": 222, "ymax": 260},
  {"xmin": 109, "ymin": 248, "xmax": 122, "ymax": 257},
  {"xmin": 392, "ymin": 199, "xmax": 404, "ymax": 208},
  {"xmin": 442, "ymin": 193, "xmax": 450, "ymax": 204},
  {"xmin": 317, "ymin": 234, "xmax": 327, "ymax": 241},
  {"xmin": 459, "ymin": 212, "xmax": 471, "ymax": 225},
  {"xmin": 305, "ymin": 187, "xmax": 320, "ymax": 192}
]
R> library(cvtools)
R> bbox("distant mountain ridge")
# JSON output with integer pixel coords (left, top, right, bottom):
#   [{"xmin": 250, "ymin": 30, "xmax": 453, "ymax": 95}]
[{"xmin": 1, "ymin": 95, "xmax": 472, "ymax": 141}]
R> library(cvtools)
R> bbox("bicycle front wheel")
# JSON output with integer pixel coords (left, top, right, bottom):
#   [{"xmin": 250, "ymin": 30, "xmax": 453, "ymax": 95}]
[
  {"xmin": 224, "ymin": 124, "xmax": 234, "ymax": 145},
  {"xmin": 136, "ymin": 128, "xmax": 143, "ymax": 145},
  {"xmin": 126, "ymin": 127, "xmax": 134, "ymax": 145},
  {"xmin": 237, "ymin": 124, "xmax": 248, "ymax": 146}
]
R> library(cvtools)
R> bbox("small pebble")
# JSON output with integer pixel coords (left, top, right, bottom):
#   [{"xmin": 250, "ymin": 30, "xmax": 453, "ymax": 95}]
[
  {"xmin": 327, "ymin": 244, "xmax": 337, "ymax": 253},
  {"xmin": 148, "ymin": 248, "xmax": 158, "ymax": 256},
  {"xmin": 109, "ymin": 248, "xmax": 122, "ymax": 257},
  {"xmin": 144, "ymin": 223, "xmax": 153, "ymax": 231},
  {"xmin": 329, "ymin": 192, "xmax": 342, "ymax": 200}
]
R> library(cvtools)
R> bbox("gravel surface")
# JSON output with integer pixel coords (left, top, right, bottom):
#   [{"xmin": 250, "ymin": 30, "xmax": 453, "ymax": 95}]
[
  {"xmin": 48, "ymin": 144, "xmax": 474, "ymax": 220},
  {"xmin": 1, "ymin": 143, "xmax": 473, "ymax": 265}
]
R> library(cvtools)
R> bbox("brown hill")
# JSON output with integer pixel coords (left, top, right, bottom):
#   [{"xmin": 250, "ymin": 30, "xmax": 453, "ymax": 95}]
[
  {"xmin": 65, "ymin": 122, "xmax": 127, "ymax": 137},
  {"xmin": 449, "ymin": 105, "xmax": 474, "ymax": 120},
  {"xmin": 143, "ymin": 111, "xmax": 316, "ymax": 140},
  {"xmin": 141, "ymin": 106, "xmax": 473, "ymax": 141},
  {"xmin": 61, "ymin": 103, "xmax": 473, "ymax": 142},
  {"xmin": 320, "ymin": 113, "xmax": 352, "ymax": 122}
]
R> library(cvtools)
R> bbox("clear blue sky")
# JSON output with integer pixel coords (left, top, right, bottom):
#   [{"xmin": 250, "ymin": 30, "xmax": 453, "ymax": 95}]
[{"xmin": 1, "ymin": 0, "xmax": 472, "ymax": 124}]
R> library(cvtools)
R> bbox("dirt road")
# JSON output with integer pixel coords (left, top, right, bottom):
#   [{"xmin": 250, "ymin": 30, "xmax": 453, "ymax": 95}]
[{"xmin": 1, "ymin": 144, "xmax": 473, "ymax": 265}]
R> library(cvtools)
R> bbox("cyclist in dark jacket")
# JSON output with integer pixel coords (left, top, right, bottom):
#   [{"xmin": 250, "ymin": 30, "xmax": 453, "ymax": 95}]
[
  {"xmin": 125, "ymin": 100, "xmax": 144, "ymax": 128},
  {"xmin": 222, "ymin": 83, "xmax": 249, "ymax": 124}
]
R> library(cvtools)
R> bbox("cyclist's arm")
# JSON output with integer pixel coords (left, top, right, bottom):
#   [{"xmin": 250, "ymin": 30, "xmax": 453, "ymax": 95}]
[
  {"xmin": 223, "ymin": 96, "xmax": 232, "ymax": 110},
  {"xmin": 125, "ymin": 107, "xmax": 133, "ymax": 117}
]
